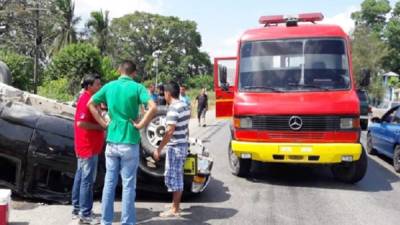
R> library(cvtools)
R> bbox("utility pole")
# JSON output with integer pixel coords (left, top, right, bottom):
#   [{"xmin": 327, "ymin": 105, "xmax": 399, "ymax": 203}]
[
  {"xmin": 33, "ymin": 0, "xmax": 39, "ymax": 94},
  {"xmin": 152, "ymin": 50, "xmax": 162, "ymax": 87}
]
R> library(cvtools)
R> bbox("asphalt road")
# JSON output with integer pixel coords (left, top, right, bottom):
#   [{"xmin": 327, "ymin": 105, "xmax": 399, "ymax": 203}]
[{"xmin": 9, "ymin": 119, "xmax": 400, "ymax": 225}]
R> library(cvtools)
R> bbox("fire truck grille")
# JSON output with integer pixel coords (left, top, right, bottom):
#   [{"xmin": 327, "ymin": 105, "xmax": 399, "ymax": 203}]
[{"xmin": 251, "ymin": 116, "xmax": 341, "ymax": 131}]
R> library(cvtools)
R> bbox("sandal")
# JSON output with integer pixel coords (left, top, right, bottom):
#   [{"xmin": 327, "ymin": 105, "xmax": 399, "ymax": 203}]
[
  {"xmin": 159, "ymin": 209, "xmax": 181, "ymax": 218},
  {"xmin": 164, "ymin": 204, "xmax": 182, "ymax": 211}
]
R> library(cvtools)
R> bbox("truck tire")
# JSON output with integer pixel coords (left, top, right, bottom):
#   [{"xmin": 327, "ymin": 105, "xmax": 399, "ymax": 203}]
[
  {"xmin": 140, "ymin": 106, "xmax": 168, "ymax": 157},
  {"xmin": 331, "ymin": 146, "xmax": 368, "ymax": 183},
  {"xmin": 393, "ymin": 146, "xmax": 400, "ymax": 173},
  {"xmin": 366, "ymin": 133, "xmax": 377, "ymax": 155},
  {"xmin": 228, "ymin": 142, "xmax": 251, "ymax": 177}
]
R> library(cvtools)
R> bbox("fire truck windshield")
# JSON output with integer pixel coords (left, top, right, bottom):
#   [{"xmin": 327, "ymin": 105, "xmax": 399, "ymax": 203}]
[{"xmin": 239, "ymin": 38, "xmax": 350, "ymax": 92}]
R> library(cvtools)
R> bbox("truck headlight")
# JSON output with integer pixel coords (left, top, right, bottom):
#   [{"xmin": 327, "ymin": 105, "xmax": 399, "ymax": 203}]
[
  {"xmin": 234, "ymin": 117, "xmax": 252, "ymax": 129},
  {"xmin": 340, "ymin": 118, "xmax": 359, "ymax": 129}
]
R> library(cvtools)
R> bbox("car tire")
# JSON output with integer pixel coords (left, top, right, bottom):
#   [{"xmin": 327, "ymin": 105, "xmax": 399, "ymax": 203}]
[
  {"xmin": 366, "ymin": 132, "xmax": 377, "ymax": 155},
  {"xmin": 331, "ymin": 146, "xmax": 368, "ymax": 183},
  {"xmin": 393, "ymin": 146, "xmax": 400, "ymax": 173},
  {"xmin": 140, "ymin": 106, "xmax": 168, "ymax": 157},
  {"xmin": 228, "ymin": 141, "xmax": 251, "ymax": 177},
  {"xmin": 0, "ymin": 61, "xmax": 11, "ymax": 85}
]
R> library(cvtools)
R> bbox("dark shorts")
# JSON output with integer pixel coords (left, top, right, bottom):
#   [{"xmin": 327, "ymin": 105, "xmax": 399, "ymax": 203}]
[{"xmin": 197, "ymin": 107, "xmax": 207, "ymax": 119}]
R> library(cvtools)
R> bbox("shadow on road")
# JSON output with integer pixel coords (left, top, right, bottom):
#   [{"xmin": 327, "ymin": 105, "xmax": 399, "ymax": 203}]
[
  {"xmin": 187, "ymin": 178, "xmax": 231, "ymax": 203},
  {"xmin": 246, "ymin": 156, "xmax": 400, "ymax": 192},
  {"xmin": 134, "ymin": 205, "xmax": 238, "ymax": 225},
  {"xmin": 136, "ymin": 177, "xmax": 231, "ymax": 204}
]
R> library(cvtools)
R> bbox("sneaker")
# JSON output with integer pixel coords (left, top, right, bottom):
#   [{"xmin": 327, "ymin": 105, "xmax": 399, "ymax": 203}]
[{"xmin": 79, "ymin": 214, "xmax": 100, "ymax": 225}]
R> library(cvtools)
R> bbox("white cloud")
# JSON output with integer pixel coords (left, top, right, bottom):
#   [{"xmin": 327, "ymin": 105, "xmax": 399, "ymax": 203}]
[
  {"xmin": 322, "ymin": 6, "xmax": 359, "ymax": 34},
  {"xmin": 202, "ymin": 31, "xmax": 242, "ymax": 59},
  {"xmin": 74, "ymin": 0, "xmax": 164, "ymax": 24}
]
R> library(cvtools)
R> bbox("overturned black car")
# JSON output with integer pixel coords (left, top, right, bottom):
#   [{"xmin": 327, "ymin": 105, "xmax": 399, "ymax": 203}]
[{"xmin": 0, "ymin": 83, "xmax": 213, "ymax": 203}]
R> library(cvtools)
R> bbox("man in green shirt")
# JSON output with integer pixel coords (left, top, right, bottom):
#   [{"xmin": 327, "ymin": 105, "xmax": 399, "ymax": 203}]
[{"xmin": 88, "ymin": 60, "xmax": 157, "ymax": 225}]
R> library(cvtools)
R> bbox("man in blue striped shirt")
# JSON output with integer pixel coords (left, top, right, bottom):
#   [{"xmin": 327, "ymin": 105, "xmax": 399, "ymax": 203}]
[{"xmin": 153, "ymin": 81, "xmax": 191, "ymax": 217}]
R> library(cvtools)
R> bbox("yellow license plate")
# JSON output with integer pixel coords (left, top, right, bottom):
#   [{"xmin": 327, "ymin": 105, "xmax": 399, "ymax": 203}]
[{"xmin": 184, "ymin": 155, "xmax": 197, "ymax": 175}]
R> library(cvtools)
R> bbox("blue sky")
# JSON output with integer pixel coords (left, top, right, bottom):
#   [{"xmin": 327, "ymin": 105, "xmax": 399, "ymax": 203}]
[{"xmin": 75, "ymin": 0, "xmax": 398, "ymax": 58}]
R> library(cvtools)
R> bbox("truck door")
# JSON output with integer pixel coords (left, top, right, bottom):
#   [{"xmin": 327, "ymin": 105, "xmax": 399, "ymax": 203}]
[{"xmin": 214, "ymin": 57, "xmax": 236, "ymax": 119}]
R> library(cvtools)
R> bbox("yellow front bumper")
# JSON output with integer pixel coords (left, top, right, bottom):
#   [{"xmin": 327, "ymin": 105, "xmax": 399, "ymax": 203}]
[{"xmin": 231, "ymin": 140, "xmax": 362, "ymax": 164}]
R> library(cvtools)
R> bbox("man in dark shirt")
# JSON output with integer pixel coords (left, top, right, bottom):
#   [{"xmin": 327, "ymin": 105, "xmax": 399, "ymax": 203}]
[{"xmin": 195, "ymin": 88, "xmax": 208, "ymax": 127}]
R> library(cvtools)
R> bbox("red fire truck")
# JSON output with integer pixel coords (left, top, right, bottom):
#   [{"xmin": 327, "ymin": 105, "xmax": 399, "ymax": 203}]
[{"xmin": 214, "ymin": 13, "xmax": 368, "ymax": 183}]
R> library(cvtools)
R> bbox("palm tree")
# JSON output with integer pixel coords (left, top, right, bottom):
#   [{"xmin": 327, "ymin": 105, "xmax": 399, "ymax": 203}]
[
  {"xmin": 50, "ymin": 0, "xmax": 80, "ymax": 56},
  {"xmin": 86, "ymin": 10, "xmax": 109, "ymax": 55}
]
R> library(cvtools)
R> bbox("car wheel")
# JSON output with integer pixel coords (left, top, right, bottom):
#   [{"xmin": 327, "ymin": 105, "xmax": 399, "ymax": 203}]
[
  {"xmin": 138, "ymin": 106, "xmax": 168, "ymax": 177},
  {"xmin": 0, "ymin": 61, "xmax": 11, "ymax": 85},
  {"xmin": 366, "ymin": 132, "xmax": 377, "ymax": 155},
  {"xmin": 228, "ymin": 141, "xmax": 251, "ymax": 177},
  {"xmin": 140, "ymin": 106, "xmax": 168, "ymax": 157},
  {"xmin": 393, "ymin": 146, "xmax": 400, "ymax": 173},
  {"xmin": 331, "ymin": 146, "xmax": 368, "ymax": 183}
]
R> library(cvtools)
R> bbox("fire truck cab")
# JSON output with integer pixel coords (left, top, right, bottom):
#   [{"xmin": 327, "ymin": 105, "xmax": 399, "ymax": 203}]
[{"xmin": 214, "ymin": 13, "xmax": 368, "ymax": 183}]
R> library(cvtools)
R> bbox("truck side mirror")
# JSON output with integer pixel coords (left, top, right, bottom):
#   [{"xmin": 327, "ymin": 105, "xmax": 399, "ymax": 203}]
[
  {"xmin": 219, "ymin": 65, "xmax": 229, "ymax": 91},
  {"xmin": 360, "ymin": 68, "xmax": 371, "ymax": 87}
]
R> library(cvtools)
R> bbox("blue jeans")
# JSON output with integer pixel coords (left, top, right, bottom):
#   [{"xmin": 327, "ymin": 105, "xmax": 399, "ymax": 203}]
[
  {"xmin": 72, "ymin": 155, "xmax": 98, "ymax": 218},
  {"xmin": 101, "ymin": 143, "xmax": 139, "ymax": 225}
]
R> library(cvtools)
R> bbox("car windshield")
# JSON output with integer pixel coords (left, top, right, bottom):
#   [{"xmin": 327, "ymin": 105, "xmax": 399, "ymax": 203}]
[{"xmin": 239, "ymin": 38, "xmax": 350, "ymax": 92}]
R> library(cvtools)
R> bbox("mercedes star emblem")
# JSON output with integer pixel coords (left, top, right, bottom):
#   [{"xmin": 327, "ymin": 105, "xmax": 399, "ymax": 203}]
[{"xmin": 289, "ymin": 116, "xmax": 303, "ymax": 131}]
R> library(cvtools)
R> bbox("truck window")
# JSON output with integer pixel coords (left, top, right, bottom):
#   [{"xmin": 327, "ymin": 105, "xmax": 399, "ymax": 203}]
[
  {"xmin": 239, "ymin": 38, "xmax": 350, "ymax": 92},
  {"xmin": 218, "ymin": 60, "xmax": 236, "ymax": 87}
]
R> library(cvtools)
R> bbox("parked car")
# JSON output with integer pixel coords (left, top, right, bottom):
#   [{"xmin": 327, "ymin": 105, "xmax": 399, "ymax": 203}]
[
  {"xmin": 371, "ymin": 101, "xmax": 400, "ymax": 119},
  {"xmin": 367, "ymin": 105, "xmax": 400, "ymax": 172},
  {"xmin": 357, "ymin": 90, "xmax": 370, "ymax": 130},
  {"xmin": 0, "ymin": 83, "xmax": 213, "ymax": 203}
]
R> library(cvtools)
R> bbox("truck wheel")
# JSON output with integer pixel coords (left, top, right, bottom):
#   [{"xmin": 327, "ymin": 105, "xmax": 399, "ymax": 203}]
[
  {"xmin": 366, "ymin": 133, "xmax": 377, "ymax": 155},
  {"xmin": 228, "ymin": 142, "xmax": 251, "ymax": 177},
  {"xmin": 331, "ymin": 147, "xmax": 368, "ymax": 183},
  {"xmin": 393, "ymin": 146, "xmax": 400, "ymax": 173}
]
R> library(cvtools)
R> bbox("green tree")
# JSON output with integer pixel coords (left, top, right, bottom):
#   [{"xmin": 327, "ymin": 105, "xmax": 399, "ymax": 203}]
[
  {"xmin": 351, "ymin": 25, "xmax": 389, "ymax": 100},
  {"xmin": 38, "ymin": 77, "xmax": 74, "ymax": 101},
  {"xmin": 87, "ymin": 10, "xmax": 110, "ymax": 55},
  {"xmin": 351, "ymin": 0, "xmax": 391, "ymax": 33},
  {"xmin": 50, "ymin": 0, "xmax": 80, "ymax": 56},
  {"xmin": 0, "ymin": 0, "xmax": 56, "ymax": 57},
  {"xmin": 45, "ymin": 43, "xmax": 102, "ymax": 95},
  {"xmin": 109, "ymin": 12, "xmax": 211, "ymax": 83},
  {"xmin": 383, "ymin": 1, "xmax": 400, "ymax": 74},
  {"xmin": 101, "ymin": 56, "xmax": 119, "ymax": 82},
  {"xmin": 0, "ymin": 51, "xmax": 34, "ymax": 91}
]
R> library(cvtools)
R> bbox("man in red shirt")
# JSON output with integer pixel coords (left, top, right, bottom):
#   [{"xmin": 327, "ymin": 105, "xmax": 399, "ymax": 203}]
[{"xmin": 72, "ymin": 74, "xmax": 105, "ymax": 225}]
